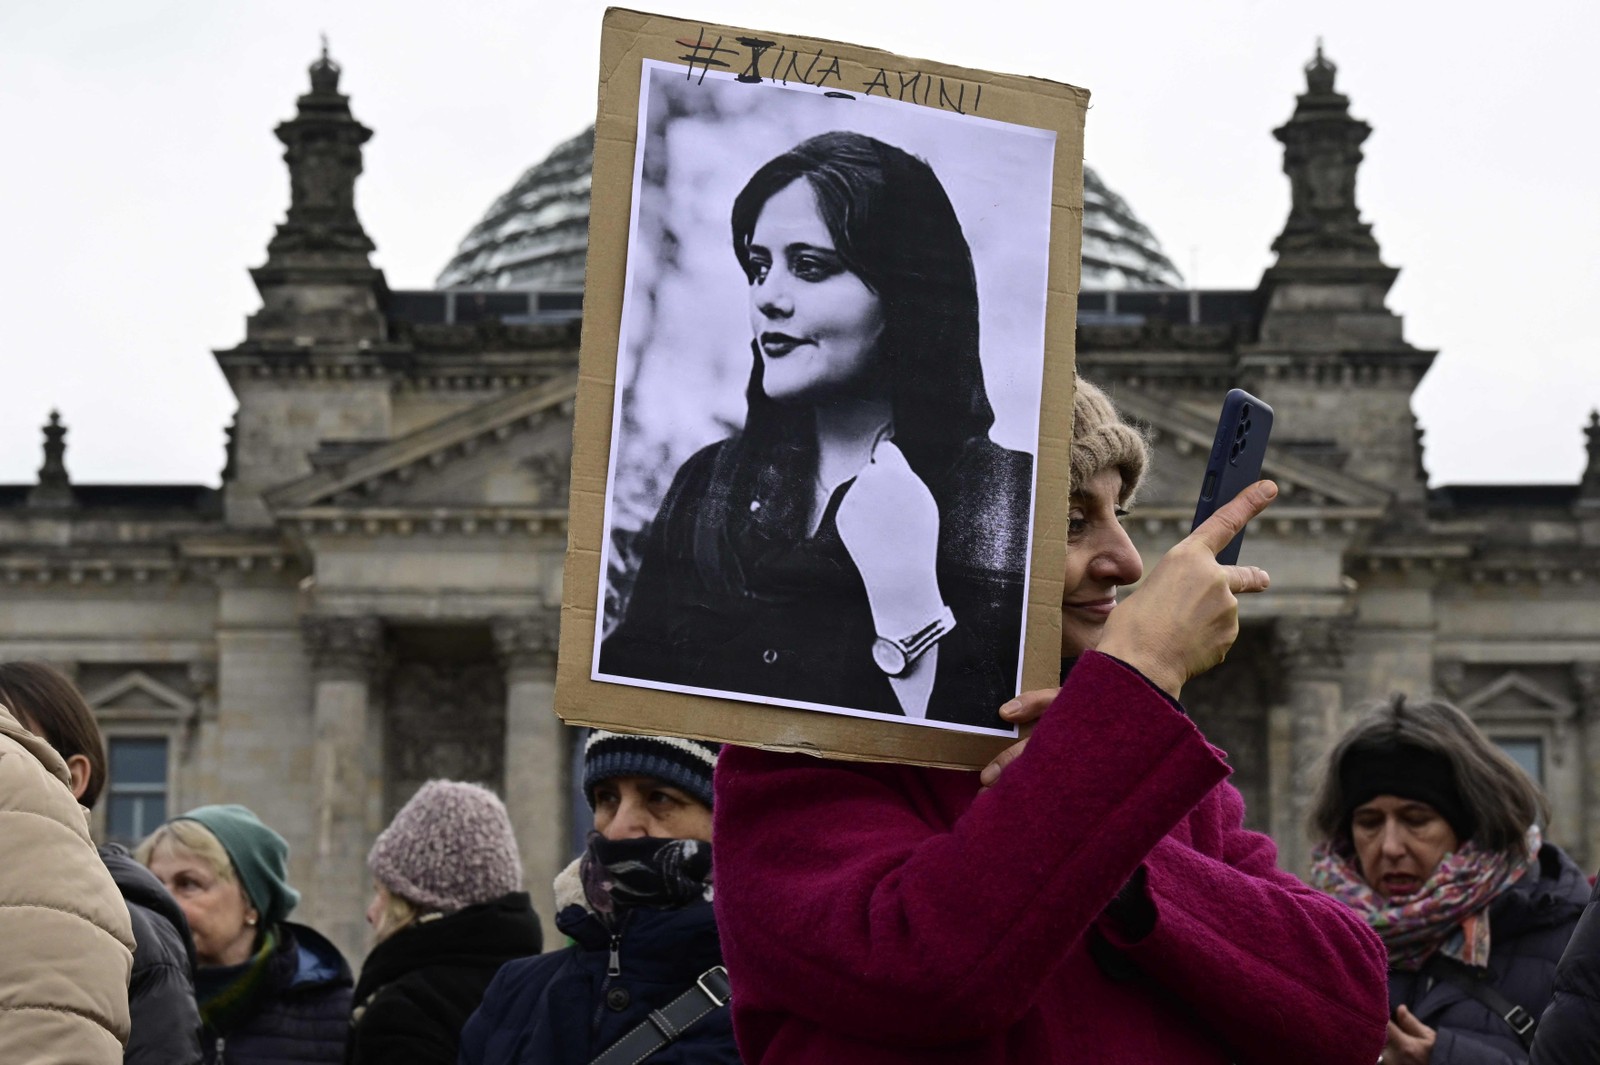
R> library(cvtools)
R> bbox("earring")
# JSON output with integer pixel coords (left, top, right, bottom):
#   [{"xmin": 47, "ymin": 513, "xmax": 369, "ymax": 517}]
[{"xmin": 246, "ymin": 915, "xmax": 258, "ymax": 927}]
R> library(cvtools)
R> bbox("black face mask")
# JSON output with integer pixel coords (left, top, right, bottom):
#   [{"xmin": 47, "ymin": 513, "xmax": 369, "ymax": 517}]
[{"xmin": 579, "ymin": 832, "xmax": 713, "ymax": 920}]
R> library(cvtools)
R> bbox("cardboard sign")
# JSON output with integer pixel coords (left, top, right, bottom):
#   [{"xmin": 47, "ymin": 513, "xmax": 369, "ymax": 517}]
[{"xmin": 556, "ymin": 7, "xmax": 1085, "ymax": 769}]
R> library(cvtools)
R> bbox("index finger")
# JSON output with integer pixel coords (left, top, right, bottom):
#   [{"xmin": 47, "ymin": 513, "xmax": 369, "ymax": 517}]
[{"xmin": 1186, "ymin": 480, "xmax": 1278, "ymax": 557}]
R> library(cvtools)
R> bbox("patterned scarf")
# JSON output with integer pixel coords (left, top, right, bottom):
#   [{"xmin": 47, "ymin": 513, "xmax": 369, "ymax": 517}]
[
  {"xmin": 194, "ymin": 925, "xmax": 277, "ymax": 1034},
  {"xmin": 578, "ymin": 832, "xmax": 713, "ymax": 926},
  {"xmin": 1309, "ymin": 828, "xmax": 1539, "ymax": 971}
]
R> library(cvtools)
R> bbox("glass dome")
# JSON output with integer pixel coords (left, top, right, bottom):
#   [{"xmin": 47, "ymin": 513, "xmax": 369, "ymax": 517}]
[{"xmin": 436, "ymin": 125, "xmax": 1181, "ymax": 291}]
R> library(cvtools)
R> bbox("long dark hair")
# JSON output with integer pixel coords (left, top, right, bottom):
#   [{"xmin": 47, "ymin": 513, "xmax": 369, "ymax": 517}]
[{"xmin": 698, "ymin": 132, "xmax": 992, "ymax": 589}]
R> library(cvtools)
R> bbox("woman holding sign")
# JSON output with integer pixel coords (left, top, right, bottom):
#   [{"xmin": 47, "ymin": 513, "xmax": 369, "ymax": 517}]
[
  {"xmin": 599, "ymin": 131, "xmax": 1030, "ymax": 728},
  {"xmin": 711, "ymin": 380, "xmax": 1390, "ymax": 1064}
]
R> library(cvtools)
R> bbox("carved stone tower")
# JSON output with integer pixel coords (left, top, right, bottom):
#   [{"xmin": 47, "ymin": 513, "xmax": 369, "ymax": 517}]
[
  {"xmin": 218, "ymin": 46, "xmax": 397, "ymax": 526},
  {"xmin": 1247, "ymin": 45, "xmax": 1434, "ymax": 501},
  {"xmin": 246, "ymin": 42, "xmax": 384, "ymax": 344},
  {"xmin": 1269, "ymin": 44, "xmax": 1385, "ymax": 279},
  {"xmin": 1581, "ymin": 410, "xmax": 1600, "ymax": 513},
  {"xmin": 26, "ymin": 411, "xmax": 75, "ymax": 509}
]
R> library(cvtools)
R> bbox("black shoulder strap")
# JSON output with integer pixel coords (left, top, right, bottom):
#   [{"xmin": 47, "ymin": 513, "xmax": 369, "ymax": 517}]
[
  {"xmin": 1423, "ymin": 954, "xmax": 1538, "ymax": 1050},
  {"xmin": 588, "ymin": 965, "xmax": 731, "ymax": 1065}
]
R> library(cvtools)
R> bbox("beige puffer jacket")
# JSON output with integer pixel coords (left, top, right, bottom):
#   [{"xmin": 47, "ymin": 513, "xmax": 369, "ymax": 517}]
[{"xmin": 0, "ymin": 705, "xmax": 135, "ymax": 1064}]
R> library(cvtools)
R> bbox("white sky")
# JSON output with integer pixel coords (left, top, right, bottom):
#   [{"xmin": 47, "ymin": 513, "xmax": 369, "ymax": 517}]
[{"xmin": 3, "ymin": 0, "xmax": 1597, "ymax": 487}]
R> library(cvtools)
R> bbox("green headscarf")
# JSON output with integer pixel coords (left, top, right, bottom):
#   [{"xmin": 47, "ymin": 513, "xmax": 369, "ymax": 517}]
[{"xmin": 176, "ymin": 804, "xmax": 301, "ymax": 925}]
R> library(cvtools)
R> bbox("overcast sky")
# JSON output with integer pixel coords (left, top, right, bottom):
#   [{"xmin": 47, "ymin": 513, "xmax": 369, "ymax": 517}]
[{"xmin": 3, "ymin": 0, "xmax": 1596, "ymax": 487}]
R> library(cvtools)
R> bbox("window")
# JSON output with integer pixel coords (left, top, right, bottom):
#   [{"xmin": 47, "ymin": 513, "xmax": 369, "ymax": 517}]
[
  {"xmin": 1495, "ymin": 737, "xmax": 1544, "ymax": 787},
  {"xmin": 106, "ymin": 737, "xmax": 168, "ymax": 845}
]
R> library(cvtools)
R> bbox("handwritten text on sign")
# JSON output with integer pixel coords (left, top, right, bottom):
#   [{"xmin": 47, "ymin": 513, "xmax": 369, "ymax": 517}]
[{"xmin": 676, "ymin": 30, "xmax": 984, "ymax": 116}]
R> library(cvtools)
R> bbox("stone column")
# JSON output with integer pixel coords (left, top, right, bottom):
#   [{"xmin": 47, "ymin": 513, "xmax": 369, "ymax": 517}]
[
  {"xmin": 1273, "ymin": 617, "xmax": 1349, "ymax": 875},
  {"xmin": 180, "ymin": 659, "xmax": 219, "ymax": 809},
  {"xmin": 300, "ymin": 615, "xmax": 385, "ymax": 961},
  {"xmin": 493, "ymin": 610, "xmax": 568, "ymax": 946},
  {"xmin": 1576, "ymin": 663, "xmax": 1600, "ymax": 869}
]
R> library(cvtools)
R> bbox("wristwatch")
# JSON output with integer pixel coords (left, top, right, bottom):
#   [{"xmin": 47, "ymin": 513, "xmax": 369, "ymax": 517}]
[{"xmin": 871, "ymin": 606, "xmax": 956, "ymax": 677}]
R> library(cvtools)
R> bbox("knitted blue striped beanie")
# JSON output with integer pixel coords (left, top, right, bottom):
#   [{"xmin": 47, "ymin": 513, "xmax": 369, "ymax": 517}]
[{"xmin": 582, "ymin": 731, "xmax": 720, "ymax": 810}]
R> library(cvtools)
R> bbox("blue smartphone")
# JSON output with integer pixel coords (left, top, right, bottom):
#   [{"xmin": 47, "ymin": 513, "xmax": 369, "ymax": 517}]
[{"xmin": 1190, "ymin": 389, "xmax": 1273, "ymax": 565}]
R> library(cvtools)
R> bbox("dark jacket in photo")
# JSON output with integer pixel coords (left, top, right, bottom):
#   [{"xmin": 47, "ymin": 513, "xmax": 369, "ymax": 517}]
[
  {"xmin": 199, "ymin": 921, "xmax": 353, "ymax": 1065},
  {"xmin": 344, "ymin": 891, "xmax": 542, "ymax": 1065},
  {"xmin": 458, "ymin": 866, "xmax": 738, "ymax": 1065},
  {"xmin": 601, "ymin": 435, "xmax": 1030, "ymax": 728},
  {"xmin": 1388, "ymin": 843, "xmax": 1588, "ymax": 1064},
  {"xmin": 101, "ymin": 842, "xmax": 204, "ymax": 1065}
]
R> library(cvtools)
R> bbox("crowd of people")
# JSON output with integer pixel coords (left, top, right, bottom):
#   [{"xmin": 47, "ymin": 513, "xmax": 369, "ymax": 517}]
[{"xmin": 5, "ymin": 379, "xmax": 1600, "ymax": 1064}]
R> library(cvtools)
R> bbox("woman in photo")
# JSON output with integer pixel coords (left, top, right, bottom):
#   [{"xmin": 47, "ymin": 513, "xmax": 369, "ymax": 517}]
[
  {"xmin": 600, "ymin": 131, "xmax": 1032, "ymax": 728},
  {"xmin": 710, "ymin": 379, "xmax": 1390, "ymax": 1064},
  {"xmin": 1310, "ymin": 695, "xmax": 1588, "ymax": 1064}
]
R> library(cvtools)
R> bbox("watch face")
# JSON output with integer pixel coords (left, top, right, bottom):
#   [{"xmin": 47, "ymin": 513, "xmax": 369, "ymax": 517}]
[{"xmin": 872, "ymin": 637, "xmax": 908, "ymax": 676}]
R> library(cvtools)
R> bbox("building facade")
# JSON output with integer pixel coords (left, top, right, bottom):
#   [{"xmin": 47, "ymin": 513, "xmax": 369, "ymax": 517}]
[{"xmin": 2, "ymin": 46, "xmax": 1597, "ymax": 962}]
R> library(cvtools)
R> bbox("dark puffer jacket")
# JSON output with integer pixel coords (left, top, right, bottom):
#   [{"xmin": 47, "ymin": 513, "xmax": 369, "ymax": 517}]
[
  {"xmin": 199, "ymin": 921, "xmax": 353, "ymax": 1065},
  {"xmin": 1530, "ymin": 871, "xmax": 1600, "ymax": 1065},
  {"xmin": 458, "ymin": 865, "xmax": 738, "ymax": 1065},
  {"xmin": 101, "ymin": 843, "xmax": 204, "ymax": 1065},
  {"xmin": 345, "ymin": 892, "xmax": 542, "ymax": 1065},
  {"xmin": 1388, "ymin": 843, "xmax": 1587, "ymax": 1064}
]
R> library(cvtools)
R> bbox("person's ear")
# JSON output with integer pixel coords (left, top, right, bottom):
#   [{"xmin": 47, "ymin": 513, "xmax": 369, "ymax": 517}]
[{"xmin": 64, "ymin": 754, "xmax": 92, "ymax": 803}]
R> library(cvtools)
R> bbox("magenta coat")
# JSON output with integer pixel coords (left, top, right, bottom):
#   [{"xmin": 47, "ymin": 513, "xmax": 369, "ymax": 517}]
[{"xmin": 712, "ymin": 651, "xmax": 1389, "ymax": 1063}]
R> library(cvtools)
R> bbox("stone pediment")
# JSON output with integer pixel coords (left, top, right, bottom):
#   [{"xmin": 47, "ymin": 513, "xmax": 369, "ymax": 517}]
[
  {"xmin": 1458, "ymin": 671, "xmax": 1576, "ymax": 722},
  {"xmin": 1110, "ymin": 385, "xmax": 1392, "ymax": 513},
  {"xmin": 265, "ymin": 373, "xmax": 577, "ymax": 513},
  {"xmin": 84, "ymin": 670, "xmax": 197, "ymax": 727}
]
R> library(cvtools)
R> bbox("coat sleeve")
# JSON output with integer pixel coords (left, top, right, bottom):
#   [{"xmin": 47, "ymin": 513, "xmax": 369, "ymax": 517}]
[
  {"xmin": 0, "ymin": 722, "xmax": 135, "ymax": 1065},
  {"xmin": 1531, "ymin": 879, "xmax": 1600, "ymax": 1065},
  {"xmin": 123, "ymin": 903, "xmax": 203, "ymax": 1065},
  {"xmin": 1095, "ymin": 785, "xmax": 1389, "ymax": 1065},
  {"xmin": 712, "ymin": 652, "xmax": 1231, "ymax": 1045}
]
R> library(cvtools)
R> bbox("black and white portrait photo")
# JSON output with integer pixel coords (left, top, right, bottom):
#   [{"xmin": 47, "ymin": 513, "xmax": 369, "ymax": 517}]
[{"xmin": 592, "ymin": 60, "xmax": 1057, "ymax": 735}]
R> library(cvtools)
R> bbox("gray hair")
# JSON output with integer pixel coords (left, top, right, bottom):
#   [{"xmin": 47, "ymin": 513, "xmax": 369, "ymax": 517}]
[{"xmin": 1308, "ymin": 693, "xmax": 1549, "ymax": 857}]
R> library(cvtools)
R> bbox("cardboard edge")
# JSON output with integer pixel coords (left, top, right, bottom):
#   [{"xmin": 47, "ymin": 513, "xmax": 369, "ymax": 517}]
[{"xmin": 557, "ymin": 7, "xmax": 1087, "ymax": 770}]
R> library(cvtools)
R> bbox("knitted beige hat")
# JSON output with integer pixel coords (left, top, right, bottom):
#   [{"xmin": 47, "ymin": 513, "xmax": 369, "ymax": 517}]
[
  {"xmin": 368, "ymin": 780, "xmax": 522, "ymax": 913},
  {"xmin": 1070, "ymin": 378, "xmax": 1149, "ymax": 504}
]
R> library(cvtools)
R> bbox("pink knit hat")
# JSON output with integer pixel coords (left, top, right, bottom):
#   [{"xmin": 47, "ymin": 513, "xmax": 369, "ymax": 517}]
[{"xmin": 367, "ymin": 780, "xmax": 522, "ymax": 913}]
